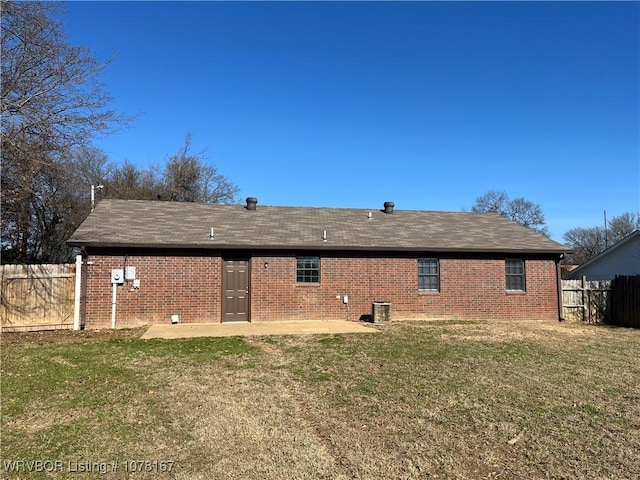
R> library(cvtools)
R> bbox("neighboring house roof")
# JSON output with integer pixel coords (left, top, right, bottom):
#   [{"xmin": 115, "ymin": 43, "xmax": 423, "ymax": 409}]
[
  {"xmin": 567, "ymin": 230, "xmax": 640, "ymax": 280},
  {"xmin": 68, "ymin": 199, "xmax": 569, "ymax": 254}
]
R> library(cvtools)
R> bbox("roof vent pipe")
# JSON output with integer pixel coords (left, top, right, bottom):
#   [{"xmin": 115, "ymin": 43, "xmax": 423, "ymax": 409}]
[
  {"xmin": 246, "ymin": 197, "xmax": 258, "ymax": 211},
  {"xmin": 383, "ymin": 201, "xmax": 394, "ymax": 214}
]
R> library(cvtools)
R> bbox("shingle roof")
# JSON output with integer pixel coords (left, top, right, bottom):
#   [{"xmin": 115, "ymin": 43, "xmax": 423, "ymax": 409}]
[{"xmin": 68, "ymin": 199, "xmax": 569, "ymax": 254}]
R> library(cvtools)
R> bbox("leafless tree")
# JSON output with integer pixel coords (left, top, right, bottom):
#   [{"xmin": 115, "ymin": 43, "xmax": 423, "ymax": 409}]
[
  {"xmin": 562, "ymin": 227, "xmax": 607, "ymax": 265},
  {"xmin": 1, "ymin": 2, "xmax": 238, "ymax": 263},
  {"xmin": 1, "ymin": 1, "xmax": 128, "ymax": 263},
  {"xmin": 470, "ymin": 190, "xmax": 549, "ymax": 236},
  {"xmin": 470, "ymin": 190, "xmax": 509, "ymax": 215},
  {"xmin": 563, "ymin": 212, "xmax": 640, "ymax": 265},
  {"xmin": 607, "ymin": 212, "xmax": 639, "ymax": 243},
  {"xmin": 1, "ymin": 1, "xmax": 124, "ymax": 149},
  {"xmin": 90, "ymin": 134, "xmax": 239, "ymax": 203},
  {"xmin": 162, "ymin": 133, "xmax": 239, "ymax": 203},
  {"xmin": 68, "ymin": 145, "xmax": 113, "ymax": 188},
  {"xmin": 104, "ymin": 161, "xmax": 163, "ymax": 201}
]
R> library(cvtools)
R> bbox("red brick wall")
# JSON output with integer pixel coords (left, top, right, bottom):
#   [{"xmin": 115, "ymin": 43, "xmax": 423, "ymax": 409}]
[
  {"xmin": 250, "ymin": 255, "xmax": 559, "ymax": 322},
  {"xmin": 83, "ymin": 249, "xmax": 559, "ymax": 328},
  {"xmin": 84, "ymin": 249, "xmax": 222, "ymax": 329}
]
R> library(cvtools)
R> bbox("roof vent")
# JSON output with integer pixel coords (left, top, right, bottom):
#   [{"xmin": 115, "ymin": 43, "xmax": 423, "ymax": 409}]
[
  {"xmin": 383, "ymin": 201, "xmax": 394, "ymax": 214},
  {"xmin": 245, "ymin": 197, "xmax": 258, "ymax": 211}
]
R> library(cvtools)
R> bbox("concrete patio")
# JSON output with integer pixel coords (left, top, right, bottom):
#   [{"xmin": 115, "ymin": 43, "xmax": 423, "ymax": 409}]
[{"xmin": 140, "ymin": 320, "xmax": 381, "ymax": 339}]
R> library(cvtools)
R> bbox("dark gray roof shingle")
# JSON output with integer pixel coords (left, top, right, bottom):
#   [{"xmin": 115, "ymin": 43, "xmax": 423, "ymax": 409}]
[{"xmin": 68, "ymin": 199, "xmax": 568, "ymax": 253}]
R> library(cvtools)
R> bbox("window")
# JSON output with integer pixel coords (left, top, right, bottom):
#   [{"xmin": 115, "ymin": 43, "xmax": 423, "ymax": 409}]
[
  {"xmin": 418, "ymin": 258, "xmax": 440, "ymax": 291},
  {"xmin": 296, "ymin": 256, "xmax": 320, "ymax": 283},
  {"xmin": 506, "ymin": 259, "xmax": 526, "ymax": 291}
]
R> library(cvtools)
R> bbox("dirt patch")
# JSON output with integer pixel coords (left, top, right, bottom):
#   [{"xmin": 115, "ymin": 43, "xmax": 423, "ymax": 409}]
[{"xmin": 7, "ymin": 403, "xmax": 94, "ymax": 434}]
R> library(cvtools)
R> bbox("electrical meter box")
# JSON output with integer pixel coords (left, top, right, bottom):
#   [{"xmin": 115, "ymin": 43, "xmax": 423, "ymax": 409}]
[
  {"xmin": 111, "ymin": 269, "xmax": 124, "ymax": 284},
  {"xmin": 125, "ymin": 266, "xmax": 136, "ymax": 281}
]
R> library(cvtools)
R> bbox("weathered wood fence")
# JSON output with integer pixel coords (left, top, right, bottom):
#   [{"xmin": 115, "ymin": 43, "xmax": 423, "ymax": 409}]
[
  {"xmin": 1, "ymin": 264, "xmax": 76, "ymax": 332},
  {"xmin": 562, "ymin": 277, "xmax": 612, "ymax": 323},
  {"xmin": 562, "ymin": 275, "xmax": 640, "ymax": 326}
]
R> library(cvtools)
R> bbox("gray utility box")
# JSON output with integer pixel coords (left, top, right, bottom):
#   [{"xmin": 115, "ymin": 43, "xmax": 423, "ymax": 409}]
[{"xmin": 372, "ymin": 302, "xmax": 391, "ymax": 324}]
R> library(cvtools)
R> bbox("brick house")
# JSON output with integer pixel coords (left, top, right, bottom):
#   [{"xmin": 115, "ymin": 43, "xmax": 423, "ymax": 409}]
[{"xmin": 68, "ymin": 198, "xmax": 569, "ymax": 329}]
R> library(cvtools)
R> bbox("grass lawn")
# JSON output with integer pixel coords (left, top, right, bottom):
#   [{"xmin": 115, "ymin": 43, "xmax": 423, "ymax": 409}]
[{"xmin": 1, "ymin": 320, "xmax": 639, "ymax": 479}]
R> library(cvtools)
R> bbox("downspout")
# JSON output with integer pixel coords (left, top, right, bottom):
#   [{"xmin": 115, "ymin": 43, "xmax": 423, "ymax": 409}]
[
  {"xmin": 556, "ymin": 255, "xmax": 565, "ymax": 322},
  {"xmin": 80, "ymin": 247, "xmax": 88, "ymax": 329}
]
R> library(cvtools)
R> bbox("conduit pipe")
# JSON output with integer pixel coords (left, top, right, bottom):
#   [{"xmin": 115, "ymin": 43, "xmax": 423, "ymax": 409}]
[
  {"xmin": 80, "ymin": 248, "xmax": 88, "ymax": 329},
  {"xmin": 556, "ymin": 255, "xmax": 565, "ymax": 322},
  {"xmin": 111, "ymin": 283, "xmax": 118, "ymax": 328},
  {"xmin": 73, "ymin": 254, "xmax": 82, "ymax": 330}
]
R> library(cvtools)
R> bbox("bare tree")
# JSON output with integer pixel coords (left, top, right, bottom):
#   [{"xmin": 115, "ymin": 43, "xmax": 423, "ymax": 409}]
[
  {"xmin": 470, "ymin": 190, "xmax": 510, "ymax": 215},
  {"xmin": 562, "ymin": 227, "xmax": 607, "ymax": 265},
  {"xmin": 607, "ymin": 212, "xmax": 639, "ymax": 243},
  {"xmin": 1, "ymin": 1, "xmax": 124, "ymax": 150},
  {"xmin": 162, "ymin": 133, "xmax": 239, "ymax": 203},
  {"xmin": 470, "ymin": 190, "xmax": 549, "ymax": 236},
  {"xmin": 0, "ymin": 142, "xmax": 97, "ymax": 263},
  {"xmin": 68, "ymin": 145, "xmax": 113, "ymax": 188},
  {"xmin": 85, "ymin": 134, "xmax": 239, "ymax": 204},
  {"xmin": 105, "ymin": 161, "xmax": 163, "ymax": 201},
  {"xmin": 0, "ymin": 3, "xmax": 236, "ymax": 263},
  {"xmin": 1, "ymin": 1, "xmax": 128, "ymax": 263},
  {"xmin": 563, "ymin": 212, "xmax": 640, "ymax": 265}
]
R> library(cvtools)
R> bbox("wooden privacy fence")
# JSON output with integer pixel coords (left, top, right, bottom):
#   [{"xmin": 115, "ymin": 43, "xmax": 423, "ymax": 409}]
[
  {"xmin": 1, "ymin": 264, "xmax": 75, "ymax": 332},
  {"xmin": 562, "ymin": 277, "xmax": 611, "ymax": 324}
]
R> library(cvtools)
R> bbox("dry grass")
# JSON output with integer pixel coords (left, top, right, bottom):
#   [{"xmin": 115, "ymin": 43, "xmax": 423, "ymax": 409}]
[{"xmin": 2, "ymin": 320, "xmax": 639, "ymax": 479}]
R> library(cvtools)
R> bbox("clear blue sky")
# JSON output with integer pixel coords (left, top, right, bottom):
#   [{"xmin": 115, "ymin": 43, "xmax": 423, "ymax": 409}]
[{"xmin": 61, "ymin": 1, "xmax": 639, "ymax": 242}]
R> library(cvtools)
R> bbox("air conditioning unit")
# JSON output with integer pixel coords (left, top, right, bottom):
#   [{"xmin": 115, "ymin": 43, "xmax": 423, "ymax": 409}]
[{"xmin": 372, "ymin": 302, "xmax": 391, "ymax": 324}]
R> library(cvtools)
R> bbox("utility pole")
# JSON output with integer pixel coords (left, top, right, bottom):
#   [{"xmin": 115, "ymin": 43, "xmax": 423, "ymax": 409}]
[{"xmin": 604, "ymin": 210, "xmax": 608, "ymax": 249}]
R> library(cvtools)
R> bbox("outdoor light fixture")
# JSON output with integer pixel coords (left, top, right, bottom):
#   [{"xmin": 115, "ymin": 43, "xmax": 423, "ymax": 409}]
[{"xmin": 264, "ymin": 261, "xmax": 269, "ymax": 268}]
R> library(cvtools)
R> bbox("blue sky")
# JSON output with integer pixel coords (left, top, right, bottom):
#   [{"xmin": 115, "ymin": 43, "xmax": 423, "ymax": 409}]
[{"xmin": 61, "ymin": 1, "xmax": 639, "ymax": 242}]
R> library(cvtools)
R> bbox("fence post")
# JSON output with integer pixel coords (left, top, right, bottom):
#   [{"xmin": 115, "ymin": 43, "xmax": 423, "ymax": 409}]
[{"xmin": 73, "ymin": 255, "xmax": 82, "ymax": 330}]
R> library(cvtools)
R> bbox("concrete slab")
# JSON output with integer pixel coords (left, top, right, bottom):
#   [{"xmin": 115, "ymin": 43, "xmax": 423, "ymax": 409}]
[{"xmin": 140, "ymin": 320, "xmax": 381, "ymax": 339}]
